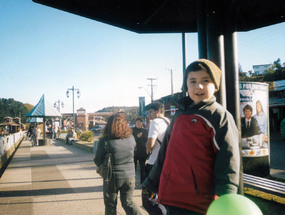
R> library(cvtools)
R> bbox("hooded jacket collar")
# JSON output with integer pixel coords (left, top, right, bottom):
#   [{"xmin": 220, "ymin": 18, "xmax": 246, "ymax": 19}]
[{"xmin": 177, "ymin": 96, "xmax": 216, "ymax": 111}]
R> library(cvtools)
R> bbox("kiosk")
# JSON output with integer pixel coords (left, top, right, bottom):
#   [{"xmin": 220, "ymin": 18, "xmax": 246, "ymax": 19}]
[{"xmin": 240, "ymin": 82, "xmax": 270, "ymax": 177}]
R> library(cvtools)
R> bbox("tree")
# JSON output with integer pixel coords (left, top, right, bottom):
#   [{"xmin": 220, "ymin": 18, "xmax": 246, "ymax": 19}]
[
  {"xmin": 263, "ymin": 58, "xmax": 285, "ymax": 81},
  {"xmin": 96, "ymin": 106, "xmax": 139, "ymax": 124},
  {"xmin": 240, "ymin": 58, "xmax": 285, "ymax": 82},
  {"xmin": 239, "ymin": 63, "xmax": 251, "ymax": 81},
  {"xmin": 0, "ymin": 99, "xmax": 31, "ymax": 123},
  {"xmin": 248, "ymin": 70, "xmax": 254, "ymax": 77}
]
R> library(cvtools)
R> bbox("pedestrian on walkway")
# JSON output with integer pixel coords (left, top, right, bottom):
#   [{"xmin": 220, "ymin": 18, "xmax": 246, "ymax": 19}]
[
  {"xmin": 27, "ymin": 124, "xmax": 33, "ymax": 139},
  {"xmin": 143, "ymin": 59, "xmax": 240, "ymax": 215},
  {"xmin": 36, "ymin": 126, "xmax": 41, "ymax": 145},
  {"xmin": 132, "ymin": 117, "xmax": 148, "ymax": 184},
  {"xmin": 51, "ymin": 125, "xmax": 56, "ymax": 139},
  {"xmin": 142, "ymin": 102, "xmax": 169, "ymax": 215},
  {"xmin": 32, "ymin": 125, "xmax": 38, "ymax": 146},
  {"xmin": 66, "ymin": 128, "xmax": 77, "ymax": 145},
  {"xmin": 94, "ymin": 114, "xmax": 142, "ymax": 215},
  {"xmin": 145, "ymin": 102, "xmax": 170, "ymax": 179},
  {"xmin": 57, "ymin": 127, "xmax": 61, "ymax": 139}
]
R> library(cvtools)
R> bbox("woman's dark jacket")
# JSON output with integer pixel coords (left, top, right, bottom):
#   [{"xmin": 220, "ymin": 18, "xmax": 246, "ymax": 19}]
[
  {"xmin": 94, "ymin": 135, "xmax": 136, "ymax": 179},
  {"xmin": 132, "ymin": 127, "xmax": 148, "ymax": 159}
]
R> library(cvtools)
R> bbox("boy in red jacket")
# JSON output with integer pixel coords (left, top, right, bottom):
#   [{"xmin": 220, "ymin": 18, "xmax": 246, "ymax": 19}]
[{"xmin": 143, "ymin": 59, "xmax": 240, "ymax": 215}]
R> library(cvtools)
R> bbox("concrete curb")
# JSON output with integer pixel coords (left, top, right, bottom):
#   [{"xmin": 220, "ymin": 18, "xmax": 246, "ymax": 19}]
[
  {"xmin": 72, "ymin": 141, "xmax": 93, "ymax": 153},
  {"xmin": 57, "ymin": 137, "xmax": 97, "ymax": 153}
]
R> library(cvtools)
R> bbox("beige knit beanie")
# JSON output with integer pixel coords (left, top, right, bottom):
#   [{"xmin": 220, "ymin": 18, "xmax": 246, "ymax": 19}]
[{"xmin": 183, "ymin": 59, "xmax": 222, "ymax": 91}]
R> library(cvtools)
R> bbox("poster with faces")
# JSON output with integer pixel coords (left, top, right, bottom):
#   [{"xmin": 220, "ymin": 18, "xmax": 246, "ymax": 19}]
[{"xmin": 240, "ymin": 82, "xmax": 269, "ymax": 157}]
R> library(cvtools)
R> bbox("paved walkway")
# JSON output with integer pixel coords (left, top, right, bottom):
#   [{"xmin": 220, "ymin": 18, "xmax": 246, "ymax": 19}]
[{"xmin": 0, "ymin": 139, "xmax": 148, "ymax": 215}]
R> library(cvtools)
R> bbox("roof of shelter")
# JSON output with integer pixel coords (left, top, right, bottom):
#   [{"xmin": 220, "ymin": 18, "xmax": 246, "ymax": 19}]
[
  {"xmin": 26, "ymin": 94, "xmax": 62, "ymax": 118},
  {"xmin": 0, "ymin": 121, "xmax": 20, "ymax": 127},
  {"xmin": 27, "ymin": 117, "xmax": 44, "ymax": 123},
  {"xmin": 33, "ymin": 0, "xmax": 285, "ymax": 33}
]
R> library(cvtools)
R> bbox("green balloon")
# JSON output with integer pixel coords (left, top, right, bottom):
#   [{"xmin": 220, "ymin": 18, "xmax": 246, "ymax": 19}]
[{"xmin": 207, "ymin": 194, "xmax": 263, "ymax": 215}]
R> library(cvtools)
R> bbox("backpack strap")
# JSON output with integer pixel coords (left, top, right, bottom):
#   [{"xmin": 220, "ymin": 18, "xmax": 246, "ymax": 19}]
[
  {"xmin": 155, "ymin": 117, "xmax": 170, "ymax": 145},
  {"xmin": 158, "ymin": 117, "xmax": 170, "ymax": 126}
]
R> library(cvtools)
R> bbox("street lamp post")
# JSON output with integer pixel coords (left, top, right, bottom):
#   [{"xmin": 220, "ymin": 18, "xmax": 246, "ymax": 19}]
[
  {"xmin": 66, "ymin": 86, "xmax": 80, "ymax": 130},
  {"xmin": 54, "ymin": 99, "xmax": 64, "ymax": 113},
  {"xmin": 54, "ymin": 99, "xmax": 64, "ymax": 129},
  {"xmin": 139, "ymin": 86, "xmax": 152, "ymax": 103}
]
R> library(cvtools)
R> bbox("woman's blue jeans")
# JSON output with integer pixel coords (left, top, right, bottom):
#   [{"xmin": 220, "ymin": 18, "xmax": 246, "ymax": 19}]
[{"xmin": 104, "ymin": 176, "xmax": 141, "ymax": 215}]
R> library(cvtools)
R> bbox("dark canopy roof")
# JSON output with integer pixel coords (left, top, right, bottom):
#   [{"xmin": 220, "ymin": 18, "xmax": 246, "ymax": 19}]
[{"xmin": 33, "ymin": 0, "xmax": 285, "ymax": 33}]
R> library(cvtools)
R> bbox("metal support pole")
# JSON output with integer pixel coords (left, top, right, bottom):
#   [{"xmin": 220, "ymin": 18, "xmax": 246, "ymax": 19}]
[
  {"xmin": 206, "ymin": 5, "xmax": 226, "ymax": 107},
  {"xmin": 72, "ymin": 86, "xmax": 75, "ymax": 129},
  {"xmin": 170, "ymin": 69, "xmax": 173, "ymax": 95},
  {"xmin": 224, "ymin": 32, "xmax": 240, "ymax": 126},
  {"xmin": 147, "ymin": 78, "xmax": 156, "ymax": 103},
  {"xmin": 197, "ymin": 0, "xmax": 207, "ymax": 59},
  {"xmin": 54, "ymin": 99, "xmax": 63, "ymax": 128},
  {"xmin": 182, "ymin": 33, "xmax": 187, "ymax": 96},
  {"xmin": 66, "ymin": 85, "xmax": 80, "ymax": 130},
  {"xmin": 224, "ymin": 1, "xmax": 244, "ymax": 193},
  {"xmin": 224, "ymin": 30, "xmax": 244, "ymax": 195},
  {"xmin": 43, "ymin": 117, "xmax": 46, "ymax": 140}
]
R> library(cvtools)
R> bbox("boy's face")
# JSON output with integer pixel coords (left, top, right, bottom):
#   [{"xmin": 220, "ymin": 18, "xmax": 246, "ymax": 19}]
[{"xmin": 186, "ymin": 70, "xmax": 217, "ymax": 105}]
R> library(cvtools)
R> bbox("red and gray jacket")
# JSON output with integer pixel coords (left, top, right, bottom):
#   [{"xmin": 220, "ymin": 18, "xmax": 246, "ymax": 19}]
[{"xmin": 143, "ymin": 96, "xmax": 240, "ymax": 214}]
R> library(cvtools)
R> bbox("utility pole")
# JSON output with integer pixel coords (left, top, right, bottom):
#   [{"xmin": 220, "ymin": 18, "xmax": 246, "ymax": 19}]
[
  {"xmin": 182, "ymin": 32, "xmax": 187, "ymax": 96},
  {"xmin": 147, "ymin": 78, "xmax": 157, "ymax": 103},
  {"xmin": 167, "ymin": 68, "xmax": 174, "ymax": 95},
  {"xmin": 170, "ymin": 69, "xmax": 173, "ymax": 95}
]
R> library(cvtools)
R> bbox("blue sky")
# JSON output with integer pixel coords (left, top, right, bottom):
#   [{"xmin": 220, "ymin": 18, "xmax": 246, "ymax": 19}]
[{"xmin": 1, "ymin": 1, "xmax": 285, "ymax": 113}]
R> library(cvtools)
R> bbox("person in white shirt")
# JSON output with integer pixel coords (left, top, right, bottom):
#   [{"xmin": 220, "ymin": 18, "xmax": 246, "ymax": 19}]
[
  {"xmin": 146, "ymin": 102, "xmax": 170, "ymax": 172},
  {"xmin": 142, "ymin": 102, "xmax": 169, "ymax": 215}
]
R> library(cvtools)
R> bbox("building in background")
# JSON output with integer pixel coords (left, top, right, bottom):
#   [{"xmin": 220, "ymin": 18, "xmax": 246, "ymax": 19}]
[
  {"xmin": 0, "ymin": 117, "xmax": 21, "ymax": 135},
  {"xmin": 252, "ymin": 64, "xmax": 271, "ymax": 76},
  {"xmin": 61, "ymin": 108, "xmax": 112, "ymax": 131}
]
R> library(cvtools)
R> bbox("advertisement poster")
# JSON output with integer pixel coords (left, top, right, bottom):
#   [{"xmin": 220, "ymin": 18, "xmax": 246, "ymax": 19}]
[{"xmin": 240, "ymin": 82, "xmax": 269, "ymax": 157}]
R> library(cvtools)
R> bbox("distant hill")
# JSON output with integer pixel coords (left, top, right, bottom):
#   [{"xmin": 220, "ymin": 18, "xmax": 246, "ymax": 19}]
[
  {"xmin": 0, "ymin": 98, "xmax": 34, "ymax": 123},
  {"xmin": 24, "ymin": 103, "xmax": 34, "ymax": 112},
  {"xmin": 97, "ymin": 106, "xmax": 139, "ymax": 113},
  {"xmin": 96, "ymin": 106, "xmax": 140, "ymax": 123}
]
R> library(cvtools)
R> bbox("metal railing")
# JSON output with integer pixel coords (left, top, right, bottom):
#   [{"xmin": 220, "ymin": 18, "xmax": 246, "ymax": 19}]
[
  {"xmin": 0, "ymin": 131, "xmax": 25, "ymax": 156},
  {"xmin": 243, "ymin": 173, "xmax": 285, "ymax": 198}
]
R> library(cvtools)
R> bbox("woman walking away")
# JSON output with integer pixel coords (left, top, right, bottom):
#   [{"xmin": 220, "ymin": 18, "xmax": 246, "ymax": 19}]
[{"xmin": 94, "ymin": 114, "xmax": 142, "ymax": 215}]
